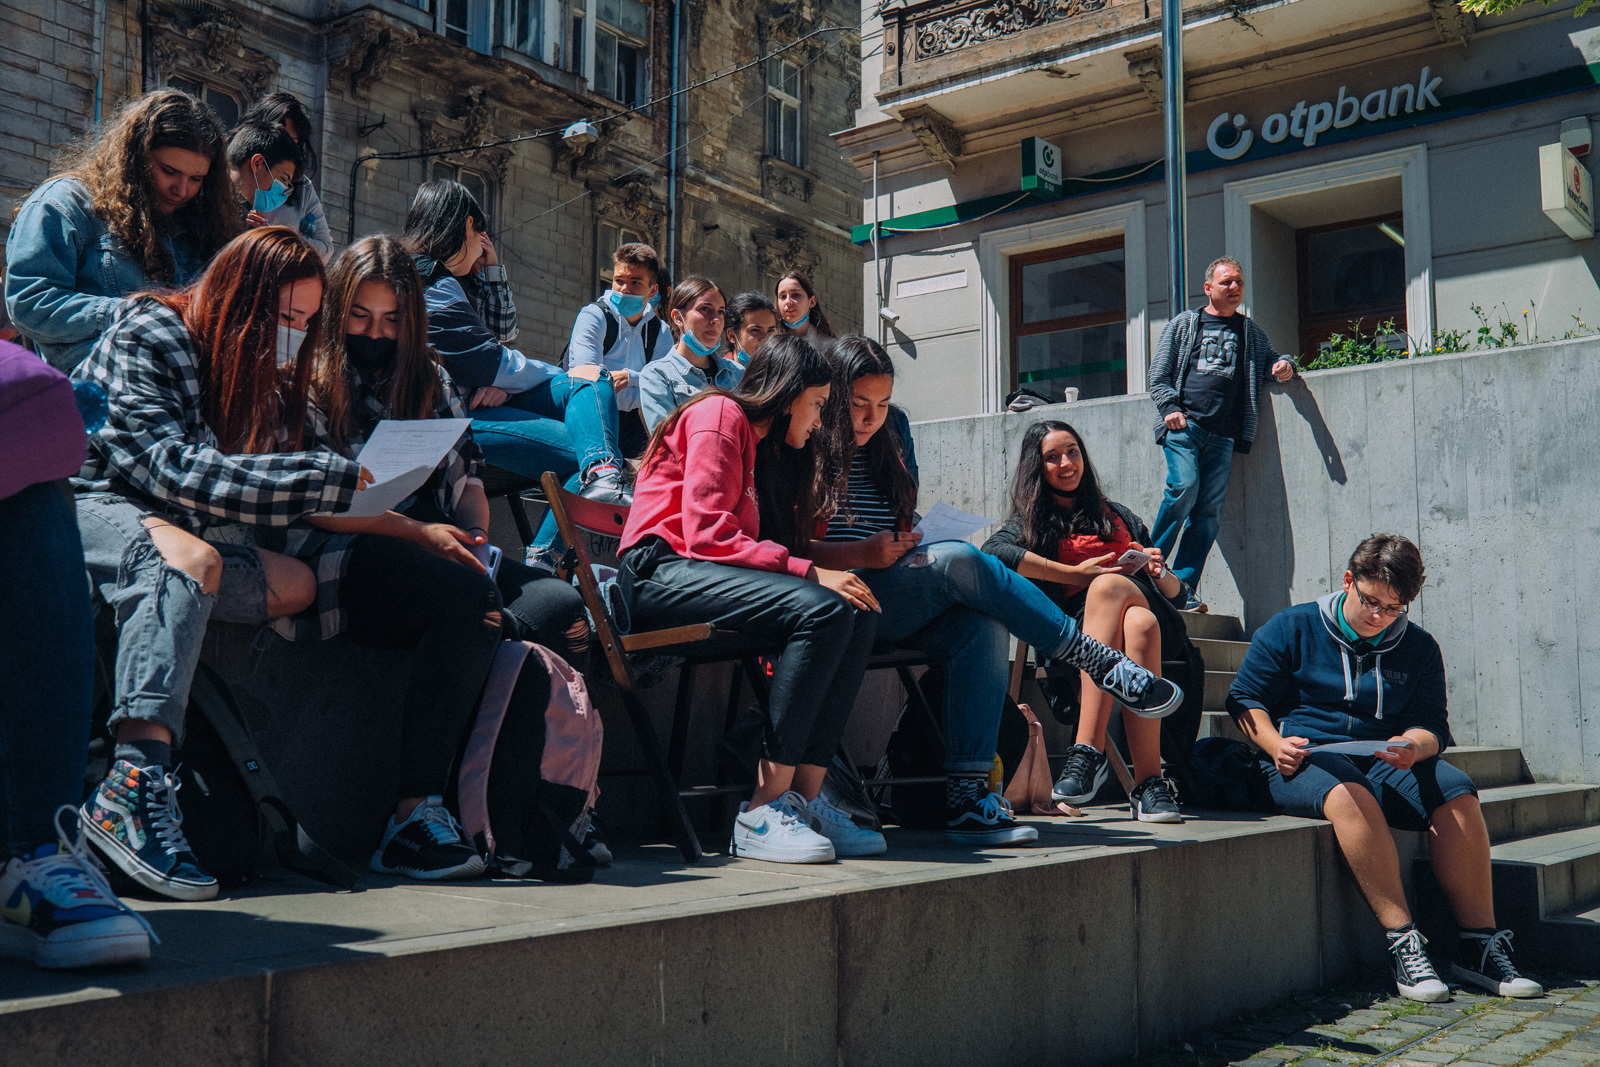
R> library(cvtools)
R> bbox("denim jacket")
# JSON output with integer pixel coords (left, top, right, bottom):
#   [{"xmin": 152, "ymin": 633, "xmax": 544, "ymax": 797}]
[{"xmin": 4, "ymin": 177, "xmax": 206, "ymax": 372}]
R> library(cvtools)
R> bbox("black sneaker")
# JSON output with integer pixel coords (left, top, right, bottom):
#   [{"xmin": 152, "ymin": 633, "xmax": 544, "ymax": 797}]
[
  {"xmin": 1130, "ymin": 776, "xmax": 1184, "ymax": 823},
  {"xmin": 1387, "ymin": 925, "xmax": 1449, "ymax": 1002},
  {"xmin": 81, "ymin": 760, "xmax": 218, "ymax": 902},
  {"xmin": 945, "ymin": 790, "xmax": 1039, "ymax": 846},
  {"xmin": 579, "ymin": 464, "xmax": 632, "ymax": 505},
  {"xmin": 1062, "ymin": 635, "xmax": 1182, "ymax": 719},
  {"xmin": 371, "ymin": 796, "xmax": 487, "ymax": 880},
  {"xmin": 1052, "ymin": 744, "xmax": 1110, "ymax": 806},
  {"xmin": 1451, "ymin": 929, "xmax": 1542, "ymax": 997}
]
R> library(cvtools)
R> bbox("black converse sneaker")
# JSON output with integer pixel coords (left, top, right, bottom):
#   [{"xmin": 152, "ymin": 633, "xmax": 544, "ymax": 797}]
[
  {"xmin": 371, "ymin": 796, "xmax": 486, "ymax": 880},
  {"xmin": 1052, "ymin": 744, "xmax": 1110, "ymax": 806},
  {"xmin": 1061, "ymin": 634, "xmax": 1182, "ymax": 719},
  {"xmin": 1130, "ymin": 776, "xmax": 1184, "ymax": 823},
  {"xmin": 944, "ymin": 778, "xmax": 1038, "ymax": 846},
  {"xmin": 1387, "ymin": 925, "xmax": 1449, "ymax": 1002},
  {"xmin": 1452, "ymin": 929, "xmax": 1542, "ymax": 997}
]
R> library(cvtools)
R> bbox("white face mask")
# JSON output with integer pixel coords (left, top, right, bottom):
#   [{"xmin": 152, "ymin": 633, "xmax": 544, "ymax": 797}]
[{"xmin": 276, "ymin": 324, "xmax": 307, "ymax": 367}]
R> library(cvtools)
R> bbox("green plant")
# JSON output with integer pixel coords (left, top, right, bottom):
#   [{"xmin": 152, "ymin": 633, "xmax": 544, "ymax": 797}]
[
  {"xmin": 1459, "ymin": 0, "xmax": 1593, "ymax": 16},
  {"xmin": 1302, "ymin": 318, "xmax": 1409, "ymax": 371}
]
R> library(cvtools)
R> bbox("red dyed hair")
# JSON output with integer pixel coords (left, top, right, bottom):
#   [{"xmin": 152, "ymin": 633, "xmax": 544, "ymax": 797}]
[{"xmin": 156, "ymin": 227, "xmax": 324, "ymax": 453}]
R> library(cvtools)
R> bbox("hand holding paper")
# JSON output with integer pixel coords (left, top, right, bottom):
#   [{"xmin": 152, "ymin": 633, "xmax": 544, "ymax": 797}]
[
  {"xmin": 1300, "ymin": 739, "xmax": 1414, "ymax": 756},
  {"xmin": 327, "ymin": 418, "xmax": 472, "ymax": 519},
  {"xmin": 912, "ymin": 501, "xmax": 995, "ymax": 546}
]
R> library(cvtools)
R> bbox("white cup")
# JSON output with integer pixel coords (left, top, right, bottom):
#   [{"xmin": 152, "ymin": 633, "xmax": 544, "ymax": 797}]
[{"xmin": 1063, "ymin": 387, "xmax": 1080, "ymax": 403}]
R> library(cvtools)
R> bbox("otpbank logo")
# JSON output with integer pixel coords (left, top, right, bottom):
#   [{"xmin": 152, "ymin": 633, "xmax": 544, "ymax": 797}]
[{"xmin": 1206, "ymin": 68, "xmax": 1444, "ymax": 161}]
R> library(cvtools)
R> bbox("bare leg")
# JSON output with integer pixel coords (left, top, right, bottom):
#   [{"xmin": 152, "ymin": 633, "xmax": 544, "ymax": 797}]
[
  {"xmin": 1075, "ymin": 574, "xmax": 1154, "ymax": 755},
  {"xmin": 1428, "ymin": 794, "xmax": 1495, "ymax": 929},
  {"xmin": 1324, "ymin": 781, "xmax": 1411, "ymax": 929},
  {"xmin": 1119, "ymin": 604, "xmax": 1165, "ymax": 782},
  {"xmin": 260, "ymin": 549, "xmax": 316, "ymax": 619}
]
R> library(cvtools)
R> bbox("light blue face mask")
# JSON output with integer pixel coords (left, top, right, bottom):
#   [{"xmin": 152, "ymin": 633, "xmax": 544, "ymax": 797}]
[
  {"xmin": 608, "ymin": 289, "xmax": 646, "ymax": 318},
  {"xmin": 647, "ymin": 292, "xmax": 660, "ymax": 310},
  {"xmin": 681, "ymin": 328, "xmax": 721, "ymax": 359},
  {"xmin": 252, "ymin": 162, "xmax": 291, "ymax": 213},
  {"xmin": 782, "ymin": 311, "xmax": 810, "ymax": 330}
]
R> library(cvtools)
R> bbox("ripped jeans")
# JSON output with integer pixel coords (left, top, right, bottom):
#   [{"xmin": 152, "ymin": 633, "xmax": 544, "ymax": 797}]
[{"xmin": 75, "ymin": 494, "xmax": 272, "ymax": 747}]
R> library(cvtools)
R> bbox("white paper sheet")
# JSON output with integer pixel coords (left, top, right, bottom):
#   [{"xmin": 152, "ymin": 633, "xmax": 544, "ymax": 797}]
[
  {"xmin": 911, "ymin": 501, "xmax": 995, "ymax": 545},
  {"xmin": 332, "ymin": 418, "xmax": 472, "ymax": 518},
  {"xmin": 1303, "ymin": 739, "xmax": 1414, "ymax": 756}
]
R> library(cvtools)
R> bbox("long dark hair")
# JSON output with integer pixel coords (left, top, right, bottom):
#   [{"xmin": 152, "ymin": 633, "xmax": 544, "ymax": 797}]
[
  {"xmin": 240, "ymin": 91, "xmax": 317, "ymax": 184},
  {"xmin": 640, "ymin": 332, "xmax": 831, "ymax": 554},
  {"xmin": 57, "ymin": 89, "xmax": 239, "ymax": 283},
  {"xmin": 401, "ymin": 180, "xmax": 486, "ymax": 280},
  {"xmin": 664, "ymin": 275, "xmax": 722, "ymax": 342},
  {"xmin": 310, "ymin": 235, "xmax": 439, "ymax": 451},
  {"xmin": 822, "ymin": 335, "xmax": 916, "ymax": 527},
  {"xmin": 776, "ymin": 270, "xmax": 835, "ymax": 338},
  {"xmin": 1009, "ymin": 420, "xmax": 1117, "ymax": 552}
]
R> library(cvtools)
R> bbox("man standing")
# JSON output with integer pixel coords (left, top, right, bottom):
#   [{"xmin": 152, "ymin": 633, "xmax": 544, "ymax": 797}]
[
  {"xmin": 1228, "ymin": 535, "xmax": 1541, "ymax": 1003},
  {"xmin": 1147, "ymin": 257, "xmax": 1295, "ymax": 610}
]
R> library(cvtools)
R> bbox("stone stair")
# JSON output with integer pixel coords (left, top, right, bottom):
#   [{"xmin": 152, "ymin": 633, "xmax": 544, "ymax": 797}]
[{"xmin": 1183, "ymin": 611, "xmax": 1600, "ymax": 974}]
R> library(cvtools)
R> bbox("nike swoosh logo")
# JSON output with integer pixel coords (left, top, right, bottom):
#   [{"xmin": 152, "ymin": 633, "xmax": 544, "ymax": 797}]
[{"xmin": 748, "ymin": 821, "xmax": 768, "ymax": 835}]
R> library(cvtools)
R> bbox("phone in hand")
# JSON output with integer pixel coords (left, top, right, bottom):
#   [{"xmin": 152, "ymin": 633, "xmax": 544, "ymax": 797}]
[
  {"xmin": 472, "ymin": 543, "xmax": 502, "ymax": 580},
  {"xmin": 1114, "ymin": 549, "xmax": 1153, "ymax": 571}
]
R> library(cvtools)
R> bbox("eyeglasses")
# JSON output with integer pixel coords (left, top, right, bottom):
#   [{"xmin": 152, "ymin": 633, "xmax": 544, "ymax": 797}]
[{"xmin": 1353, "ymin": 587, "xmax": 1409, "ymax": 619}]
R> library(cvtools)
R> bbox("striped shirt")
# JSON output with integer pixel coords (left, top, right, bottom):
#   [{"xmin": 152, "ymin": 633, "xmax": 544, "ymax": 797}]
[{"xmin": 823, "ymin": 451, "xmax": 900, "ymax": 542}]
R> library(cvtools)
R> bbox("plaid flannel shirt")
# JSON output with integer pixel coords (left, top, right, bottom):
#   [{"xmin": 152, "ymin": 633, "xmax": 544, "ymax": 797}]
[
  {"xmin": 71, "ymin": 297, "xmax": 361, "ymax": 529},
  {"xmin": 475, "ymin": 264, "xmax": 518, "ymax": 343},
  {"xmin": 262, "ymin": 361, "xmax": 485, "ymax": 643}
]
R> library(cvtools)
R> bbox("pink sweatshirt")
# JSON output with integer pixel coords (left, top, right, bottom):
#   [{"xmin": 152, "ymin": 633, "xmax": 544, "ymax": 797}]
[{"xmin": 620, "ymin": 395, "xmax": 813, "ymax": 578}]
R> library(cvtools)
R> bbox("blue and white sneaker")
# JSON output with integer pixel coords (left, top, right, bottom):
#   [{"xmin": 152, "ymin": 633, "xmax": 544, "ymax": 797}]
[
  {"xmin": 805, "ymin": 793, "xmax": 888, "ymax": 856},
  {"xmin": 371, "ymin": 796, "xmax": 486, "ymax": 880},
  {"xmin": 0, "ymin": 806, "xmax": 156, "ymax": 969},
  {"xmin": 730, "ymin": 791, "xmax": 834, "ymax": 863}
]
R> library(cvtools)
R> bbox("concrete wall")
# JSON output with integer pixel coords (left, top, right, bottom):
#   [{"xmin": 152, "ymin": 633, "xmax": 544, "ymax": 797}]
[{"xmin": 912, "ymin": 336, "xmax": 1600, "ymax": 785}]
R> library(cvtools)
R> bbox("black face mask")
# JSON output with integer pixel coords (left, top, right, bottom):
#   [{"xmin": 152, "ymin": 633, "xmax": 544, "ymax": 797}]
[{"xmin": 345, "ymin": 334, "xmax": 397, "ymax": 376}]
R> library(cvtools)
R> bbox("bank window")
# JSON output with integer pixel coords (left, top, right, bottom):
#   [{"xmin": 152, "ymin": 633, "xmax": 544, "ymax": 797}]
[
  {"xmin": 596, "ymin": 0, "xmax": 648, "ymax": 106},
  {"xmin": 167, "ymin": 76, "xmax": 239, "ymax": 129},
  {"xmin": 767, "ymin": 60, "xmax": 802, "ymax": 166},
  {"xmin": 1298, "ymin": 215, "xmax": 1407, "ymax": 356},
  {"xmin": 1009, "ymin": 237, "xmax": 1127, "ymax": 402},
  {"xmin": 431, "ymin": 161, "xmax": 494, "ymax": 232}
]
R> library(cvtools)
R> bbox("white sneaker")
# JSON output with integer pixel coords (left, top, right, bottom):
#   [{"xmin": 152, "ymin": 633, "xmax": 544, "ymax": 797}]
[
  {"xmin": 805, "ymin": 793, "xmax": 888, "ymax": 856},
  {"xmin": 730, "ymin": 791, "xmax": 835, "ymax": 863}
]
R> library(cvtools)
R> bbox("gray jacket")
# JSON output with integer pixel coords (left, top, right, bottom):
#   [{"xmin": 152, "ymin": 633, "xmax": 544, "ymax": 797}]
[{"xmin": 1146, "ymin": 309, "xmax": 1295, "ymax": 455}]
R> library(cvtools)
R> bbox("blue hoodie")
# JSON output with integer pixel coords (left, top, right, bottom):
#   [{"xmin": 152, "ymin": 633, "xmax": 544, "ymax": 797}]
[{"xmin": 1226, "ymin": 593, "xmax": 1452, "ymax": 753}]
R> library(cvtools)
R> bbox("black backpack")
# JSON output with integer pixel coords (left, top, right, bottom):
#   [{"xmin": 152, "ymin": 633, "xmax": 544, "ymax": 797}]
[
  {"xmin": 559, "ymin": 299, "xmax": 663, "ymax": 370},
  {"xmin": 1180, "ymin": 737, "xmax": 1274, "ymax": 812}
]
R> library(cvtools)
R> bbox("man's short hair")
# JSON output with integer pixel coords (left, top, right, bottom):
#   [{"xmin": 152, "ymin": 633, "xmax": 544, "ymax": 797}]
[
  {"xmin": 227, "ymin": 121, "xmax": 303, "ymax": 174},
  {"xmin": 1348, "ymin": 534, "xmax": 1426, "ymax": 604},
  {"xmin": 1204, "ymin": 256, "xmax": 1244, "ymax": 283},
  {"xmin": 613, "ymin": 242, "xmax": 660, "ymax": 276}
]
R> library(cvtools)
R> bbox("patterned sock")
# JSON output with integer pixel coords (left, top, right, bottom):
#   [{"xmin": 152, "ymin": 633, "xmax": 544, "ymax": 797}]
[{"xmin": 945, "ymin": 773, "xmax": 985, "ymax": 815}]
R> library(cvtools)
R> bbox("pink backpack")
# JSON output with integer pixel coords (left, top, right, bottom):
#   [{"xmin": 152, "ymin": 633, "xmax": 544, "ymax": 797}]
[
  {"xmin": 456, "ymin": 642, "xmax": 604, "ymax": 883},
  {"xmin": 0, "ymin": 340, "xmax": 86, "ymax": 500}
]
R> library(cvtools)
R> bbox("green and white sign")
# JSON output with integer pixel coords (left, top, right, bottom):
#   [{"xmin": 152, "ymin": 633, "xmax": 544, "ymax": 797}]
[{"xmin": 1021, "ymin": 136, "xmax": 1062, "ymax": 198}]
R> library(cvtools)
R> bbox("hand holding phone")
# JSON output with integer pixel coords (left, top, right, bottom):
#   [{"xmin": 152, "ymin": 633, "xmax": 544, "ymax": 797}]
[{"xmin": 1115, "ymin": 548, "xmax": 1153, "ymax": 572}]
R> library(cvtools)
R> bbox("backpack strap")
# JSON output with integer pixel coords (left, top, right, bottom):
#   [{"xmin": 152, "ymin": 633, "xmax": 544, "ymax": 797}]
[
  {"xmin": 642, "ymin": 317, "xmax": 662, "ymax": 361},
  {"xmin": 600, "ymin": 303, "xmax": 620, "ymax": 356},
  {"xmin": 186, "ymin": 665, "xmax": 358, "ymax": 889},
  {"xmin": 458, "ymin": 640, "xmax": 535, "ymax": 857}
]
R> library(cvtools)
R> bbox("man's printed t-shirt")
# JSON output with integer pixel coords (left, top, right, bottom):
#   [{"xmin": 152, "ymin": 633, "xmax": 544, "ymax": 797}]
[{"xmin": 1179, "ymin": 309, "xmax": 1247, "ymax": 440}]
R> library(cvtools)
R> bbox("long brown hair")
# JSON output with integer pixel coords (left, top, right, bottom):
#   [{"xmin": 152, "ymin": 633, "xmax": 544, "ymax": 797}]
[
  {"xmin": 310, "ymin": 235, "xmax": 438, "ymax": 450},
  {"xmin": 1008, "ymin": 419, "xmax": 1117, "ymax": 552},
  {"xmin": 57, "ymin": 89, "xmax": 239, "ymax": 283},
  {"xmin": 776, "ymin": 270, "xmax": 835, "ymax": 338},
  {"xmin": 155, "ymin": 227, "xmax": 324, "ymax": 453},
  {"xmin": 821, "ymin": 335, "xmax": 917, "ymax": 528},
  {"xmin": 664, "ymin": 274, "xmax": 723, "ymax": 342}
]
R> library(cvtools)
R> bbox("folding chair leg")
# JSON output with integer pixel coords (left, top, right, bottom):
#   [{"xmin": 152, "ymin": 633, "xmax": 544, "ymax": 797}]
[
  {"xmin": 620, "ymin": 690, "xmax": 703, "ymax": 863},
  {"xmin": 896, "ymin": 665, "xmax": 946, "ymax": 749},
  {"xmin": 668, "ymin": 662, "xmax": 697, "ymax": 782},
  {"xmin": 1103, "ymin": 734, "xmax": 1139, "ymax": 820},
  {"xmin": 506, "ymin": 493, "xmax": 536, "ymax": 548}
]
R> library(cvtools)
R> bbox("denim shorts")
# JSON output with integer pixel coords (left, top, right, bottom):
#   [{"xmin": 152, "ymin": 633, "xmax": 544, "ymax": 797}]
[{"xmin": 1259, "ymin": 751, "xmax": 1477, "ymax": 831}]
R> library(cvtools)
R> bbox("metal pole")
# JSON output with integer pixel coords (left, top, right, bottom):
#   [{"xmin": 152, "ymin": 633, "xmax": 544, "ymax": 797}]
[
  {"xmin": 1161, "ymin": 0, "xmax": 1187, "ymax": 315},
  {"xmin": 872, "ymin": 152, "xmax": 882, "ymax": 344},
  {"xmin": 667, "ymin": 0, "xmax": 683, "ymax": 280}
]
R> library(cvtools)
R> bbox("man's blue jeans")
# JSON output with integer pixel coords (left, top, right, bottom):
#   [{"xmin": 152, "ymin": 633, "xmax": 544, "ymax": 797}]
[
  {"xmin": 1148, "ymin": 423, "xmax": 1236, "ymax": 589},
  {"xmin": 471, "ymin": 372, "xmax": 622, "ymax": 545},
  {"xmin": 861, "ymin": 541, "xmax": 1081, "ymax": 773}
]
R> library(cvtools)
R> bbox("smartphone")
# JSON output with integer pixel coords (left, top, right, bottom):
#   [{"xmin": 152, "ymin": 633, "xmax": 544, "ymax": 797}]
[
  {"xmin": 1115, "ymin": 549, "xmax": 1153, "ymax": 571},
  {"xmin": 473, "ymin": 543, "xmax": 502, "ymax": 580}
]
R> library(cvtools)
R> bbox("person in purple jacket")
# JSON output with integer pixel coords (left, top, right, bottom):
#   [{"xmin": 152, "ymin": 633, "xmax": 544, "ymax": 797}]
[{"xmin": 1227, "ymin": 535, "xmax": 1539, "ymax": 1003}]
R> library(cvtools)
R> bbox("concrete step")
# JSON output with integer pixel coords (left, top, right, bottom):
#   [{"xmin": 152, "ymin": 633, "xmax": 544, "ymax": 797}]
[
  {"xmin": 1181, "ymin": 612, "xmax": 1246, "ymax": 642},
  {"xmin": 1445, "ymin": 746, "xmax": 1528, "ymax": 790},
  {"xmin": 1203, "ymin": 670, "xmax": 1234, "ymax": 711},
  {"xmin": 1490, "ymin": 824, "xmax": 1600, "ymax": 918},
  {"xmin": 1529, "ymin": 903, "xmax": 1600, "ymax": 973},
  {"xmin": 1201, "ymin": 710, "xmax": 1247, "ymax": 743},
  {"xmin": 1193, "ymin": 637, "xmax": 1250, "ymax": 673},
  {"xmin": 1476, "ymin": 782, "xmax": 1600, "ymax": 845}
]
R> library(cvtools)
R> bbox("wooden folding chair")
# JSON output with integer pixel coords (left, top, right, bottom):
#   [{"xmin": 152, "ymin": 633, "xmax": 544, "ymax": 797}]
[{"xmin": 1010, "ymin": 641, "xmax": 1138, "ymax": 816}]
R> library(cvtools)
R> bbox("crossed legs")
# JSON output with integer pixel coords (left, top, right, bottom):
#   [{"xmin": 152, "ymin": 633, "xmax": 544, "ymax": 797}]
[{"xmin": 1075, "ymin": 573, "xmax": 1165, "ymax": 782}]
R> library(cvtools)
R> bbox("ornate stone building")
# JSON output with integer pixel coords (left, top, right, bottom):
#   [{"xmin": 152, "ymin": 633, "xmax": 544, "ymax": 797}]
[{"xmin": 0, "ymin": 0, "xmax": 865, "ymax": 358}]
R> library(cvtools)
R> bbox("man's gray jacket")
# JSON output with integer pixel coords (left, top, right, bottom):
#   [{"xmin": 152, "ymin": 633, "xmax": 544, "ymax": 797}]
[{"xmin": 1146, "ymin": 309, "xmax": 1296, "ymax": 456}]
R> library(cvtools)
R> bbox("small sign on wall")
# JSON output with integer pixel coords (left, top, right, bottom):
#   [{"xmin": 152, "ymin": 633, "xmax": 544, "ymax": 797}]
[
  {"xmin": 1021, "ymin": 137, "xmax": 1062, "ymax": 199},
  {"xmin": 1540, "ymin": 142, "xmax": 1593, "ymax": 240}
]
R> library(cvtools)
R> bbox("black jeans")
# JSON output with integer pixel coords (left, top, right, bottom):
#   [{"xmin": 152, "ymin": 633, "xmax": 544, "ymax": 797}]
[
  {"xmin": 620, "ymin": 540, "xmax": 876, "ymax": 767},
  {"xmin": 496, "ymin": 557, "xmax": 589, "ymax": 671},
  {"xmin": 342, "ymin": 535, "xmax": 502, "ymax": 799}
]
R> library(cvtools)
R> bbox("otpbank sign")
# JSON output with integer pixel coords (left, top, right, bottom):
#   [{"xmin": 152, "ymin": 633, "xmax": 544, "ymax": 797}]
[{"xmin": 1205, "ymin": 68, "xmax": 1444, "ymax": 161}]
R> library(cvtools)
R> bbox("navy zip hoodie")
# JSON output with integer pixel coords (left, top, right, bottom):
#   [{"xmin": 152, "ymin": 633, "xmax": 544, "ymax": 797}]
[{"xmin": 1226, "ymin": 593, "xmax": 1453, "ymax": 753}]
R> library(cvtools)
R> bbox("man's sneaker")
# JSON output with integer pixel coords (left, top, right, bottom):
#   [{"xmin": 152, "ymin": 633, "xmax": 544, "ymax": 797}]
[
  {"xmin": 81, "ymin": 760, "xmax": 218, "ymax": 902},
  {"xmin": 729, "ymin": 791, "xmax": 834, "ymax": 863},
  {"xmin": 1053, "ymin": 743, "xmax": 1110, "ymax": 806},
  {"xmin": 371, "ymin": 796, "xmax": 487, "ymax": 880},
  {"xmin": 804, "ymin": 793, "xmax": 887, "ymax": 857},
  {"xmin": 0, "ymin": 806, "xmax": 156, "ymax": 969},
  {"xmin": 1180, "ymin": 589, "xmax": 1208, "ymax": 613},
  {"xmin": 579, "ymin": 464, "xmax": 632, "ymax": 505},
  {"xmin": 1387, "ymin": 925, "xmax": 1449, "ymax": 1002},
  {"xmin": 1451, "ymin": 929, "xmax": 1543, "ymax": 998},
  {"xmin": 1130, "ymin": 776, "xmax": 1184, "ymax": 824},
  {"xmin": 945, "ymin": 790, "xmax": 1039, "ymax": 846},
  {"xmin": 1062, "ymin": 634, "xmax": 1182, "ymax": 719}
]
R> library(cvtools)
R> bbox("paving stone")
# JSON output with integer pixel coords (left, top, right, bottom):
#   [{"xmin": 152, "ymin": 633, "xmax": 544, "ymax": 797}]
[
  {"xmin": 1396, "ymin": 1052, "xmax": 1462, "ymax": 1063},
  {"xmin": 1229, "ymin": 1058, "xmax": 1282, "ymax": 1067},
  {"xmin": 1296, "ymin": 1059, "xmax": 1346, "ymax": 1067},
  {"xmin": 1461, "ymin": 1055, "xmax": 1522, "ymax": 1067},
  {"xmin": 1363, "ymin": 1028, "xmax": 1417, "ymax": 1048},
  {"xmin": 1406, "ymin": 1014, "xmax": 1464, "ymax": 1027}
]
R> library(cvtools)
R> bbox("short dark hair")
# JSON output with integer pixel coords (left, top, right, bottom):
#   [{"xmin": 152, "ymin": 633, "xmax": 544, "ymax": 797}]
[
  {"xmin": 614, "ymin": 242, "xmax": 660, "ymax": 275},
  {"xmin": 1348, "ymin": 534, "xmax": 1425, "ymax": 604},
  {"xmin": 1204, "ymin": 256, "xmax": 1243, "ymax": 283},
  {"xmin": 725, "ymin": 290, "xmax": 777, "ymax": 335},
  {"xmin": 239, "ymin": 91, "xmax": 317, "ymax": 181},
  {"xmin": 228, "ymin": 121, "xmax": 303, "ymax": 174}
]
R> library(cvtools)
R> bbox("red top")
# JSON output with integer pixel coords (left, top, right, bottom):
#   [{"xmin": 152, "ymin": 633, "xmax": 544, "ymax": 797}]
[
  {"xmin": 620, "ymin": 395, "xmax": 814, "ymax": 579},
  {"xmin": 1056, "ymin": 510, "xmax": 1133, "ymax": 567}
]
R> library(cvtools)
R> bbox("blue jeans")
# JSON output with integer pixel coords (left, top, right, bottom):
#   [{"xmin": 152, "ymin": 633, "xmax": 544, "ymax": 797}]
[
  {"xmin": 1148, "ymin": 423, "xmax": 1236, "ymax": 589},
  {"xmin": 0, "ymin": 482, "xmax": 95, "ymax": 856},
  {"xmin": 471, "ymin": 372, "xmax": 622, "ymax": 545},
  {"xmin": 861, "ymin": 541, "xmax": 1081, "ymax": 773}
]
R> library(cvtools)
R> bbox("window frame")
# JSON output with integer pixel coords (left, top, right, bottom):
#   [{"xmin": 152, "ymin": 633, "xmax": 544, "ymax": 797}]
[
  {"xmin": 594, "ymin": 0, "xmax": 649, "ymax": 107},
  {"xmin": 1007, "ymin": 235, "xmax": 1128, "ymax": 398},
  {"xmin": 766, "ymin": 58, "xmax": 803, "ymax": 167},
  {"xmin": 430, "ymin": 160, "xmax": 498, "ymax": 234},
  {"xmin": 166, "ymin": 74, "xmax": 241, "ymax": 130},
  {"xmin": 1295, "ymin": 211, "xmax": 1408, "ymax": 356}
]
